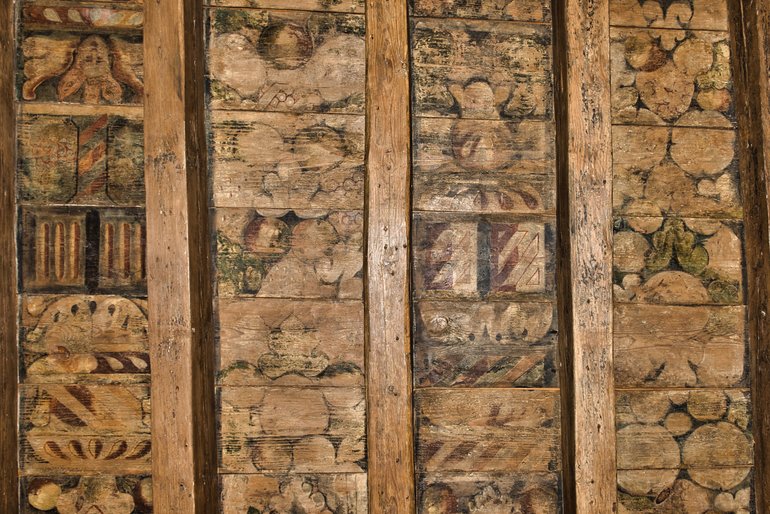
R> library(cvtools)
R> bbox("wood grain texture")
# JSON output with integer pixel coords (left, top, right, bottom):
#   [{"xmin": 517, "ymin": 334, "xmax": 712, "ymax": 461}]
[
  {"xmin": 610, "ymin": 27, "xmax": 734, "ymax": 127},
  {"xmin": 20, "ymin": 383, "xmax": 151, "ymax": 474},
  {"xmin": 410, "ymin": 18, "xmax": 552, "ymax": 120},
  {"xmin": 0, "ymin": 0, "xmax": 18, "ymax": 509},
  {"xmin": 554, "ymin": 0, "xmax": 617, "ymax": 511},
  {"xmin": 727, "ymin": 1, "xmax": 770, "ymax": 511},
  {"xmin": 20, "ymin": 475, "xmax": 152, "ymax": 514},
  {"xmin": 614, "ymin": 304, "xmax": 747, "ymax": 388},
  {"xmin": 143, "ymin": 0, "xmax": 216, "ymax": 509},
  {"xmin": 19, "ymin": 31, "xmax": 143, "ymax": 105},
  {"xmin": 616, "ymin": 389, "xmax": 754, "ymax": 513},
  {"xmin": 204, "ymin": 0, "xmax": 365, "ymax": 12},
  {"xmin": 18, "ymin": 114, "xmax": 145, "ymax": 207},
  {"xmin": 214, "ymin": 208, "xmax": 363, "ymax": 299},
  {"xmin": 219, "ymin": 386, "xmax": 365, "ymax": 474},
  {"xmin": 365, "ymin": 0, "xmax": 415, "ymax": 511},
  {"xmin": 612, "ymin": 125, "xmax": 741, "ymax": 219},
  {"xmin": 610, "ymin": 0, "xmax": 729, "ymax": 31},
  {"xmin": 415, "ymin": 389, "xmax": 560, "ymax": 473},
  {"xmin": 412, "ymin": 118, "xmax": 555, "ymax": 214},
  {"xmin": 220, "ymin": 473, "xmax": 368, "ymax": 514},
  {"xmin": 410, "ymin": 0, "xmax": 551, "ymax": 22},
  {"xmin": 207, "ymin": 8, "xmax": 365, "ymax": 114},
  {"xmin": 20, "ymin": 295, "xmax": 150, "ymax": 384},
  {"xmin": 418, "ymin": 473, "xmax": 561, "ymax": 513},
  {"xmin": 18, "ymin": 207, "xmax": 147, "ymax": 295},
  {"xmin": 412, "ymin": 214, "xmax": 556, "ymax": 301},
  {"xmin": 413, "ymin": 301, "xmax": 558, "ymax": 388},
  {"xmin": 217, "ymin": 299, "xmax": 364, "ymax": 387},
  {"xmin": 209, "ymin": 111, "xmax": 364, "ymax": 210},
  {"xmin": 612, "ymin": 217, "xmax": 744, "ymax": 306}
]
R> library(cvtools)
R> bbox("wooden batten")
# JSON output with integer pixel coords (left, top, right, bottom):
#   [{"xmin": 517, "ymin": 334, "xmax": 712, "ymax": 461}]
[
  {"xmin": 553, "ymin": 0, "xmax": 617, "ymax": 512},
  {"xmin": 143, "ymin": 0, "xmax": 217, "ymax": 511},
  {"xmin": 728, "ymin": 1, "xmax": 770, "ymax": 511},
  {"xmin": 365, "ymin": 0, "xmax": 416, "ymax": 512},
  {"xmin": 0, "ymin": 0, "xmax": 18, "ymax": 511}
]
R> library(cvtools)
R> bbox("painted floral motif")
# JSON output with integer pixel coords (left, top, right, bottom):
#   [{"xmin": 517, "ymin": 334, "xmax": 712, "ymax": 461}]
[
  {"xmin": 216, "ymin": 210, "xmax": 363, "ymax": 299},
  {"xmin": 208, "ymin": 9, "xmax": 365, "ymax": 113},
  {"xmin": 613, "ymin": 218, "xmax": 743, "ymax": 305},
  {"xmin": 23, "ymin": 476, "xmax": 151, "ymax": 514}
]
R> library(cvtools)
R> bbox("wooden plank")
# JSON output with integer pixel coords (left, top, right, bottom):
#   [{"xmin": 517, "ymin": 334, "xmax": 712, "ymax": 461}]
[
  {"xmin": 365, "ymin": 0, "xmax": 415, "ymax": 511},
  {"xmin": 412, "ymin": 118, "xmax": 555, "ymax": 214},
  {"xmin": 553, "ymin": 0, "xmax": 616, "ymax": 511},
  {"xmin": 610, "ymin": 0, "xmax": 729, "ymax": 31},
  {"xmin": 214, "ymin": 208, "xmax": 363, "ymax": 299},
  {"xmin": 20, "ymin": 383, "xmax": 151, "ymax": 474},
  {"xmin": 209, "ymin": 111, "xmax": 365, "ymax": 210},
  {"xmin": 610, "ymin": 27, "xmax": 734, "ymax": 127},
  {"xmin": 143, "ymin": 0, "xmax": 217, "ymax": 509},
  {"xmin": 418, "ymin": 473, "xmax": 560, "ymax": 513},
  {"xmin": 615, "ymin": 389, "xmax": 754, "ymax": 512},
  {"xmin": 18, "ymin": 207, "xmax": 147, "ymax": 295},
  {"xmin": 20, "ymin": 475, "xmax": 152, "ymax": 513},
  {"xmin": 412, "ymin": 214, "xmax": 556, "ymax": 301},
  {"xmin": 413, "ymin": 301, "xmax": 558, "ymax": 388},
  {"xmin": 207, "ymin": 8, "xmax": 365, "ymax": 114},
  {"xmin": 217, "ymin": 299, "xmax": 364, "ymax": 387},
  {"xmin": 18, "ymin": 114, "xmax": 145, "ymax": 206},
  {"xmin": 219, "ymin": 386, "xmax": 366, "ymax": 473},
  {"xmin": 410, "ymin": 18, "xmax": 552, "ymax": 120},
  {"xmin": 220, "ymin": 473, "xmax": 368, "ymax": 514},
  {"xmin": 20, "ymin": 4, "xmax": 144, "ymax": 32},
  {"xmin": 727, "ymin": 1, "xmax": 770, "ymax": 511},
  {"xmin": 410, "ymin": 0, "xmax": 551, "ymax": 22},
  {"xmin": 0, "ymin": 0, "xmax": 18, "ymax": 508},
  {"xmin": 614, "ymin": 304, "xmax": 747, "ymax": 388},
  {"xmin": 613, "ymin": 218, "xmax": 744, "ymax": 305},
  {"xmin": 205, "ymin": 0, "xmax": 365, "ymax": 11},
  {"xmin": 20, "ymin": 295, "xmax": 150, "ymax": 384},
  {"xmin": 612, "ymin": 125, "xmax": 741, "ymax": 219},
  {"xmin": 414, "ymin": 388, "xmax": 560, "ymax": 473},
  {"xmin": 19, "ymin": 31, "xmax": 143, "ymax": 105}
]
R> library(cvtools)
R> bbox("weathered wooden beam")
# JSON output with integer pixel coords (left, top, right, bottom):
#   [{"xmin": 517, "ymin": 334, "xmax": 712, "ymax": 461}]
[
  {"xmin": 728, "ymin": 1, "xmax": 770, "ymax": 511},
  {"xmin": 553, "ymin": 0, "xmax": 617, "ymax": 511},
  {"xmin": 0, "ymin": 0, "xmax": 18, "ymax": 511},
  {"xmin": 143, "ymin": 0, "xmax": 217, "ymax": 511},
  {"xmin": 365, "ymin": 0, "xmax": 416, "ymax": 512}
]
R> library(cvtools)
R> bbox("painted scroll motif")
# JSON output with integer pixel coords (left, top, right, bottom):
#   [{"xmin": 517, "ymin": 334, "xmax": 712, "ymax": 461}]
[
  {"xmin": 409, "ymin": 1, "xmax": 562, "ymax": 510},
  {"xmin": 15, "ymin": 1, "xmax": 151, "ymax": 512},
  {"xmin": 205, "ymin": 1, "xmax": 368, "ymax": 510}
]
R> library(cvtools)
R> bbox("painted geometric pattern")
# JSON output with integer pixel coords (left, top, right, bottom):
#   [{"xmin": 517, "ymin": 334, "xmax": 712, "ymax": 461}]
[
  {"xmin": 409, "ymin": 0, "xmax": 561, "ymax": 511},
  {"xmin": 15, "ymin": 0, "xmax": 151, "ymax": 512}
]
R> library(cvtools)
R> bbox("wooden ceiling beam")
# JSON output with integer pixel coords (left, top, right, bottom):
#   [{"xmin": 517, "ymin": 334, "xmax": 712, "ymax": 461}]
[
  {"xmin": 143, "ymin": 0, "xmax": 217, "ymax": 510},
  {"xmin": 365, "ymin": 1, "xmax": 416, "ymax": 512},
  {"xmin": 553, "ymin": 0, "xmax": 618, "ymax": 511}
]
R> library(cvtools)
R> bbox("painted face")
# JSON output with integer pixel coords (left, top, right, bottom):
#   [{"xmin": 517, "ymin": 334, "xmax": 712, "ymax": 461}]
[
  {"xmin": 258, "ymin": 22, "xmax": 314, "ymax": 70},
  {"xmin": 58, "ymin": 36, "xmax": 123, "ymax": 103}
]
